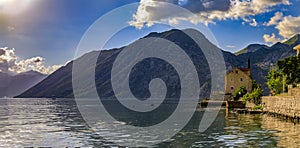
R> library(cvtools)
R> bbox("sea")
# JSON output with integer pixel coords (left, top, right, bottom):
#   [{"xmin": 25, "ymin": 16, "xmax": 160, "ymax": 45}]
[{"xmin": 0, "ymin": 98, "xmax": 299, "ymax": 147}]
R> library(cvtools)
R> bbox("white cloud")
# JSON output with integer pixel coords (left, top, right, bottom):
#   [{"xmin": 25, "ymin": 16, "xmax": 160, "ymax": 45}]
[
  {"xmin": 0, "ymin": 47, "xmax": 62, "ymax": 75},
  {"xmin": 7, "ymin": 26, "xmax": 15, "ymax": 32},
  {"xmin": 264, "ymin": 12, "xmax": 283, "ymax": 26},
  {"xmin": 263, "ymin": 33, "xmax": 281, "ymax": 44},
  {"xmin": 226, "ymin": 45, "xmax": 236, "ymax": 48},
  {"xmin": 249, "ymin": 19, "xmax": 258, "ymax": 27},
  {"xmin": 275, "ymin": 15, "xmax": 300, "ymax": 38},
  {"xmin": 262, "ymin": 14, "xmax": 300, "ymax": 44},
  {"xmin": 130, "ymin": 0, "xmax": 291, "ymax": 28}
]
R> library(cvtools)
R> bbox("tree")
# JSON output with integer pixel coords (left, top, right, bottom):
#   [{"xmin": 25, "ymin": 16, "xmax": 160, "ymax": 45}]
[
  {"xmin": 266, "ymin": 56, "xmax": 300, "ymax": 95},
  {"xmin": 233, "ymin": 86, "xmax": 247, "ymax": 101},
  {"xmin": 242, "ymin": 85, "xmax": 263, "ymax": 105},
  {"xmin": 277, "ymin": 56, "xmax": 300, "ymax": 85},
  {"xmin": 266, "ymin": 69, "xmax": 283, "ymax": 95}
]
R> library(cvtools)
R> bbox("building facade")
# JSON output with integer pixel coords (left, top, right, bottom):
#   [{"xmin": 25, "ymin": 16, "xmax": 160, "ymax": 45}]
[{"xmin": 225, "ymin": 68, "xmax": 252, "ymax": 95}]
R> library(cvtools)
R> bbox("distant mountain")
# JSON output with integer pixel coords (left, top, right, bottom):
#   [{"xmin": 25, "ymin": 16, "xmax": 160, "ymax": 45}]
[
  {"xmin": 17, "ymin": 29, "xmax": 241, "ymax": 99},
  {"xmin": 235, "ymin": 34, "xmax": 299, "ymax": 94},
  {"xmin": 283, "ymin": 34, "xmax": 300, "ymax": 46},
  {"xmin": 17, "ymin": 30, "xmax": 299, "ymax": 98},
  {"xmin": 0, "ymin": 71, "xmax": 46, "ymax": 98},
  {"xmin": 235, "ymin": 44, "xmax": 269, "ymax": 55}
]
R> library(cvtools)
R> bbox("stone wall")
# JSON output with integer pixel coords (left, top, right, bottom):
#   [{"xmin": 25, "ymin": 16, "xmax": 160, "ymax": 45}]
[
  {"xmin": 289, "ymin": 88, "xmax": 300, "ymax": 96},
  {"xmin": 262, "ymin": 96, "xmax": 300, "ymax": 118},
  {"xmin": 226, "ymin": 101, "xmax": 245, "ymax": 108},
  {"xmin": 245, "ymin": 102, "xmax": 255, "ymax": 109},
  {"xmin": 262, "ymin": 85, "xmax": 300, "ymax": 118}
]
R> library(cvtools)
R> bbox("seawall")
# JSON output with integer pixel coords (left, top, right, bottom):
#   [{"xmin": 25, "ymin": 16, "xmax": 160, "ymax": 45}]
[{"xmin": 262, "ymin": 96, "xmax": 300, "ymax": 118}]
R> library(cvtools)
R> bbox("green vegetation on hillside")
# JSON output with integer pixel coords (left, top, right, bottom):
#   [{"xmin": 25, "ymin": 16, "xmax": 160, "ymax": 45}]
[
  {"xmin": 283, "ymin": 34, "xmax": 299, "ymax": 45},
  {"xmin": 234, "ymin": 48, "xmax": 248, "ymax": 55}
]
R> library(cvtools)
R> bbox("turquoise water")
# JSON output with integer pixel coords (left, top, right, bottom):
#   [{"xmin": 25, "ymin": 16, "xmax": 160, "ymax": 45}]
[{"xmin": 0, "ymin": 98, "xmax": 299, "ymax": 147}]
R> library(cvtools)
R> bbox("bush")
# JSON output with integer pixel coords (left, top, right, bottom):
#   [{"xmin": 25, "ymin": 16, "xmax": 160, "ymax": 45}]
[
  {"xmin": 266, "ymin": 56, "xmax": 300, "ymax": 95},
  {"xmin": 242, "ymin": 85, "xmax": 263, "ymax": 105},
  {"xmin": 233, "ymin": 86, "xmax": 247, "ymax": 101},
  {"xmin": 253, "ymin": 105, "xmax": 262, "ymax": 110}
]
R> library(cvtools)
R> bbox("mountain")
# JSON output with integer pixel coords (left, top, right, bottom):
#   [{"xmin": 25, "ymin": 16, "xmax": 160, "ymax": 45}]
[
  {"xmin": 0, "ymin": 71, "xmax": 46, "ymax": 98},
  {"xmin": 17, "ymin": 30, "xmax": 299, "ymax": 98},
  {"xmin": 17, "ymin": 29, "xmax": 241, "ymax": 99},
  {"xmin": 235, "ymin": 34, "xmax": 299, "ymax": 94},
  {"xmin": 283, "ymin": 34, "xmax": 300, "ymax": 46},
  {"xmin": 235, "ymin": 44, "xmax": 269, "ymax": 55}
]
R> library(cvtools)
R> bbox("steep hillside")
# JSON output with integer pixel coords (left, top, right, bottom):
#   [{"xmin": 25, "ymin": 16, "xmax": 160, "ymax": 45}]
[
  {"xmin": 236, "ymin": 35, "xmax": 299, "ymax": 94},
  {"xmin": 17, "ymin": 30, "xmax": 299, "ymax": 98},
  {"xmin": 235, "ymin": 44, "xmax": 269, "ymax": 55},
  {"xmin": 17, "ymin": 29, "xmax": 240, "ymax": 99},
  {"xmin": 0, "ymin": 71, "xmax": 46, "ymax": 98}
]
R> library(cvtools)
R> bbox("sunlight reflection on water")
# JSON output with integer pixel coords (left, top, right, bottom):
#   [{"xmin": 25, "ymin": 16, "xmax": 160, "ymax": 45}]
[{"xmin": 0, "ymin": 98, "xmax": 299, "ymax": 147}]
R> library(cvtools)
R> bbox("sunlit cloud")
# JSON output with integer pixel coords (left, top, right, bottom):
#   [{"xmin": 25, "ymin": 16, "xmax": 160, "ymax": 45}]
[
  {"xmin": 276, "ymin": 15, "xmax": 300, "ymax": 39},
  {"xmin": 263, "ymin": 33, "xmax": 281, "ymax": 44},
  {"xmin": 130, "ymin": 0, "xmax": 291, "ymax": 28},
  {"xmin": 249, "ymin": 19, "xmax": 258, "ymax": 27},
  {"xmin": 264, "ymin": 12, "xmax": 283, "ymax": 26},
  {"xmin": 0, "ymin": 47, "xmax": 62, "ymax": 75},
  {"xmin": 226, "ymin": 45, "xmax": 236, "ymax": 48},
  {"xmin": 0, "ymin": 0, "xmax": 35, "ymax": 15},
  {"xmin": 262, "ymin": 14, "xmax": 300, "ymax": 44}
]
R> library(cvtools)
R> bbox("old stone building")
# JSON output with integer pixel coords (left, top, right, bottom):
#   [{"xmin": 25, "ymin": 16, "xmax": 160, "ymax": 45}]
[{"xmin": 225, "ymin": 66, "xmax": 252, "ymax": 97}]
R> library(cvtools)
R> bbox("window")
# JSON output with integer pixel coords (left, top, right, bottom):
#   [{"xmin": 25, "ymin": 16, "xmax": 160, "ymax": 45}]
[
  {"xmin": 231, "ymin": 87, "xmax": 234, "ymax": 90},
  {"xmin": 231, "ymin": 78, "xmax": 233, "ymax": 82},
  {"xmin": 235, "ymin": 70, "xmax": 238, "ymax": 74},
  {"xmin": 240, "ymin": 78, "xmax": 243, "ymax": 82}
]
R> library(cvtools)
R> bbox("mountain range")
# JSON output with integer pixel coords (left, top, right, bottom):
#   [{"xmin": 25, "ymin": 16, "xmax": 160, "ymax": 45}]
[
  {"xmin": 0, "ymin": 71, "xmax": 46, "ymax": 98},
  {"xmin": 16, "ymin": 29, "xmax": 299, "ymax": 98}
]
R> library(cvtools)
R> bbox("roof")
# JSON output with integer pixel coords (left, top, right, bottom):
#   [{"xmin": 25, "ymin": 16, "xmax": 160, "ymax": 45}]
[
  {"xmin": 239, "ymin": 68, "xmax": 251, "ymax": 72},
  {"xmin": 227, "ymin": 68, "xmax": 251, "ymax": 77}
]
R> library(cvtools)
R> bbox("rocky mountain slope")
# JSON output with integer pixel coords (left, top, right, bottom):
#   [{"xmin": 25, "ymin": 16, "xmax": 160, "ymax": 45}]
[
  {"xmin": 0, "ymin": 71, "xmax": 46, "ymax": 98},
  {"xmin": 235, "ymin": 34, "xmax": 299, "ymax": 94},
  {"xmin": 16, "ymin": 29, "xmax": 299, "ymax": 98}
]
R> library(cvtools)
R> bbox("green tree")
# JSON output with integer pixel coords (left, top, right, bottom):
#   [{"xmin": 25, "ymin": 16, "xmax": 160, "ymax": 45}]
[
  {"xmin": 266, "ymin": 69, "xmax": 283, "ymax": 95},
  {"xmin": 233, "ymin": 86, "xmax": 247, "ymax": 101},
  {"xmin": 277, "ymin": 56, "xmax": 300, "ymax": 85},
  {"xmin": 266, "ymin": 56, "xmax": 300, "ymax": 95},
  {"xmin": 242, "ymin": 85, "xmax": 263, "ymax": 105}
]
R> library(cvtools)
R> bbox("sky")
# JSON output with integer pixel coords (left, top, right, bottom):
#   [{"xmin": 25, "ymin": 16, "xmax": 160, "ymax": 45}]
[{"xmin": 0, "ymin": 0, "xmax": 300, "ymax": 74}]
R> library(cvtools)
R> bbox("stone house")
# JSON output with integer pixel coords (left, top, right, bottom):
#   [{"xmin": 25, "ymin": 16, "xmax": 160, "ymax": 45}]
[{"xmin": 225, "ymin": 61, "xmax": 252, "ymax": 99}]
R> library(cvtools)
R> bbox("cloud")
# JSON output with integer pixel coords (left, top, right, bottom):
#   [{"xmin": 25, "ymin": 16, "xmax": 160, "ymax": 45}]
[
  {"xmin": 249, "ymin": 19, "xmax": 258, "ymax": 27},
  {"xmin": 275, "ymin": 15, "xmax": 300, "ymax": 38},
  {"xmin": 7, "ymin": 26, "xmax": 15, "ymax": 32},
  {"xmin": 130, "ymin": 0, "xmax": 291, "ymax": 28},
  {"xmin": 262, "ymin": 14, "xmax": 300, "ymax": 44},
  {"xmin": 0, "ymin": 47, "xmax": 62, "ymax": 75},
  {"xmin": 264, "ymin": 12, "xmax": 283, "ymax": 26},
  {"xmin": 263, "ymin": 33, "xmax": 281, "ymax": 44},
  {"xmin": 0, "ymin": 13, "xmax": 8, "ymax": 31},
  {"xmin": 0, "ymin": 48, "xmax": 5, "ymax": 56},
  {"xmin": 226, "ymin": 45, "xmax": 236, "ymax": 48}
]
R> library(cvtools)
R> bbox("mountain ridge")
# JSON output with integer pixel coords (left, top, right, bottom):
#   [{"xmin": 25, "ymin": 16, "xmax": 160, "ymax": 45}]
[
  {"xmin": 0, "ymin": 71, "xmax": 46, "ymax": 98},
  {"xmin": 16, "ymin": 29, "xmax": 299, "ymax": 98}
]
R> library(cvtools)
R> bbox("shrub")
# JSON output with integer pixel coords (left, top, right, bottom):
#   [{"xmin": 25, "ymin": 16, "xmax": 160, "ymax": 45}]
[
  {"xmin": 233, "ymin": 86, "xmax": 247, "ymax": 101},
  {"xmin": 242, "ymin": 85, "xmax": 263, "ymax": 105},
  {"xmin": 253, "ymin": 105, "xmax": 262, "ymax": 110}
]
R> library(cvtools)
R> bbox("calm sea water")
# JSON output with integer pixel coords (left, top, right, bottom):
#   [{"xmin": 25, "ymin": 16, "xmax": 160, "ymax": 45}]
[{"xmin": 0, "ymin": 98, "xmax": 299, "ymax": 147}]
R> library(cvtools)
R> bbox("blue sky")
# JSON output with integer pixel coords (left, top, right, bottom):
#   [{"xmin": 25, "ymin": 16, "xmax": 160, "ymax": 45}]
[{"xmin": 0, "ymin": 0, "xmax": 300, "ymax": 74}]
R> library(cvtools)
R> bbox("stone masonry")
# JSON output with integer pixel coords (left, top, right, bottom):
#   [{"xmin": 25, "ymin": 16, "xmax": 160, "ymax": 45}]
[{"xmin": 262, "ymin": 85, "xmax": 300, "ymax": 118}]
